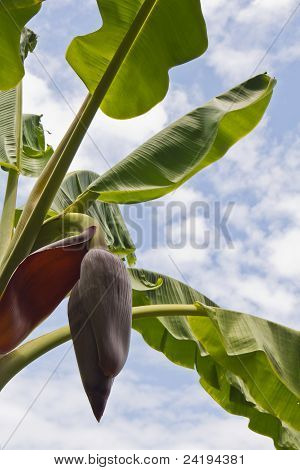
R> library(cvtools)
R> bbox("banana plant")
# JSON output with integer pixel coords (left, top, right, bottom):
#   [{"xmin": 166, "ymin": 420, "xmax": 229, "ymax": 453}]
[{"xmin": 0, "ymin": 0, "xmax": 299, "ymax": 449}]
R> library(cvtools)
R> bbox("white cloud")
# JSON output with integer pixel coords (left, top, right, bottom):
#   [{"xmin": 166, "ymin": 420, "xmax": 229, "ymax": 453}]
[
  {"xmin": 268, "ymin": 229, "xmax": 300, "ymax": 278},
  {"xmin": 201, "ymin": 0, "xmax": 300, "ymax": 82},
  {"xmin": 0, "ymin": 337, "xmax": 272, "ymax": 450},
  {"xmin": 236, "ymin": 0, "xmax": 298, "ymax": 26}
]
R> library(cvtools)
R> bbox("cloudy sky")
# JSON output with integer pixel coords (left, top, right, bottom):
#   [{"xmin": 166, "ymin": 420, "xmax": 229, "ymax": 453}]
[{"xmin": 0, "ymin": 0, "xmax": 300, "ymax": 450}]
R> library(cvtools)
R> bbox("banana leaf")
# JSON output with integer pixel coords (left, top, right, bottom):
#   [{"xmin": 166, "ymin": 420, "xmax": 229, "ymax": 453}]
[
  {"xmin": 130, "ymin": 268, "xmax": 300, "ymax": 450},
  {"xmin": 66, "ymin": 0, "xmax": 208, "ymax": 119},
  {"xmin": 50, "ymin": 170, "xmax": 136, "ymax": 261},
  {"xmin": 0, "ymin": 105, "xmax": 52, "ymax": 176},
  {"xmin": 0, "ymin": 2, "xmax": 43, "ymax": 90},
  {"xmin": 74, "ymin": 74, "xmax": 276, "ymax": 205},
  {"xmin": 0, "ymin": 29, "xmax": 52, "ymax": 177},
  {"xmin": 21, "ymin": 114, "xmax": 53, "ymax": 177}
]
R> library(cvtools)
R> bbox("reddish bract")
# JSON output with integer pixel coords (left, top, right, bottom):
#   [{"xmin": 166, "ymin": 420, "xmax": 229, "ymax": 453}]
[{"xmin": 0, "ymin": 226, "xmax": 96, "ymax": 354}]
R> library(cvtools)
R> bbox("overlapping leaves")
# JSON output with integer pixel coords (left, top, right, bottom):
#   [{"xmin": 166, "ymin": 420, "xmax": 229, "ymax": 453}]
[
  {"xmin": 130, "ymin": 268, "xmax": 300, "ymax": 449},
  {"xmin": 33, "ymin": 170, "xmax": 136, "ymax": 262}
]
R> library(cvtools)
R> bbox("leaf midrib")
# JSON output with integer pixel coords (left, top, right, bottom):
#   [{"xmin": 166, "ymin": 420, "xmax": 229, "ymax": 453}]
[{"xmin": 91, "ymin": 0, "xmax": 159, "ymax": 101}]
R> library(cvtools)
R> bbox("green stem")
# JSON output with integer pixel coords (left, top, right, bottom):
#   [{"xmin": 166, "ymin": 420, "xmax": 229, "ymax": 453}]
[
  {"xmin": 0, "ymin": 326, "xmax": 71, "ymax": 391},
  {"xmin": 0, "ymin": 169, "xmax": 19, "ymax": 264},
  {"xmin": 0, "ymin": 0, "xmax": 159, "ymax": 295},
  {"xmin": 0, "ymin": 304, "xmax": 205, "ymax": 391}
]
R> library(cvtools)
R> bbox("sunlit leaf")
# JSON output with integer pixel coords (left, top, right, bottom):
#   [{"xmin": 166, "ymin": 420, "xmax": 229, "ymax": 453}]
[
  {"xmin": 66, "ymin": 0, "xmax": 208, "ymax": 119},
  {"xmin": 130, "ymin": 268, "xmax": 300, "ymax": 450},
  {"xmin": 21, "ymin": 114, "xmax": 53, "ymax": 177},
  {"xmin": 77, "ymin": 74, "xmax": 275, "ymax": 204},
  {"xmin": 0, "ymin": 2, "xmax": 43, "ymax": 90},
  {"xmin": 0, "ymin": 103, "xmax": 52, "ymax": 176},
  {"xmin": 0, "ymin": 29, "xmax": 51, "ymax": 176}
]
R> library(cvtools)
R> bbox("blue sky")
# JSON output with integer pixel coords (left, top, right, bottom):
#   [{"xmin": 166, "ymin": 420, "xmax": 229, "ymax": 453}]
[{"xmin": 0, "ymin": 0, "xmax": 300, "ymax": 450}]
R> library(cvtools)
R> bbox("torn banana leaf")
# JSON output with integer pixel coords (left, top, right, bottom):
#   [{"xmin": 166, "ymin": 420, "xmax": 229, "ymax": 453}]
[
  {"xmin": 0, "ymin": 29, "xmax": 50, "ymax": 176},
  {"xmin": 21, "ymin": 114, "xmax": 54, "ymax": 177},
  {"xmin": 130, "ymin": 268, "xmax": 300, "ymax": 450},
  {"xmin": 0, "ymin": 107, "xmax": 53, "ymax": 176}
]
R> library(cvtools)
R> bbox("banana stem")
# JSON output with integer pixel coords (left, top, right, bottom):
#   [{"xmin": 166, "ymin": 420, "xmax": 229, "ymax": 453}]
[
  {"xmin": 0, "ymin": 169, "xmax": 19, "ymax": 265},
  {"xmin": 0, "ymin": 0, "xmax": 160, "ymax": 295},
  {"xmin": 0, "ymin": 304, "xmax": 206, "ymax": 390}
]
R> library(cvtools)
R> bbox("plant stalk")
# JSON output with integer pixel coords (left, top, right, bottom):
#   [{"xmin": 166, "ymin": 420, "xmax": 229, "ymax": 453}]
[
  {"xmin": 0, "ymin": 169, "xmax": 19, "ymax": 264},
  {"xmin": 0, "ymin": 303, "xmax": 206, "ymax": 390},
  {"xmin": 0, "ymin": 0, "xmax": 159, "ymax": 295}
]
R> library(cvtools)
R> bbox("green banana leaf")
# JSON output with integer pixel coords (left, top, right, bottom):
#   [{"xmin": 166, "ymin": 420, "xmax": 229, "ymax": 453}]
[
  {"xmin": 0, "ymin": 98, "xmax": 53, "ymax": 176},
  {"xmin": 73, "ymin": 74, "xmax": 276, "ymax": 205},
  {"xmin": 66, "ymin": 0, "xmax": 208, "ymax": 119},
  {"xmin": 0, "ymin": 87, "xmax": 21, "ymax": 172},
  {"xmin": 21, "ymin": 114, "xmax": 54, "ymax": 177},
  {"xmin": 0, "ymin": 29, "xmax": 51, "ymax": 177},
  {"xmin": 20, "ymin": 27, "xmax": 38, "ymax": 61},
  {"xmin": 129, "ymin": 268, "xmax": 300, "ymax": 450},
  {"xmin": 31, "ymin": 170, "xmax": 136, "ymax": 261},
  {"xmin": 0, "ymin": 2, "xmax": 43, "ymax": 90}
]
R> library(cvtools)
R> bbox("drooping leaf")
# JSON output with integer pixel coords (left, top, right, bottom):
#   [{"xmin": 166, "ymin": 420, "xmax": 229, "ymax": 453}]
[
  {"xmin": 130, "ymin": 268, "xmax": 300, "ymax": 450},
  {"xmin": 0, "ymin": 29, "xmax": 50, "ymax": 176},
  {"xmin": 50, "ymin": 170, "xmax": 136, "ymax": 260},
  {"xmin": 0, "ymin": 101, "xmax": 52, "ymax": 175},
  {"xmin": 74, "ymin": 74, "xmax": 276, "ymax": 205},
  {"xmin": 66, "ymin": 0, "xmax": 208, "ymax": 119},
  {"xmin": 21, "ymin": 114, "xmax": 54, "ymax": 176},
  {"xmin": 0, "ymin": 2, "xmax": 42, "ymax": 90},
  {"xmin": 190, "ymin": 304, "xmax": 300, "ymax": 450},
  {"xmin": 0, "ymin": 226, "xmax": 96, "ymax": 354},
  {"xmin": 20, "ymin": 27, "xmax": 38, "ymax": 61}
]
